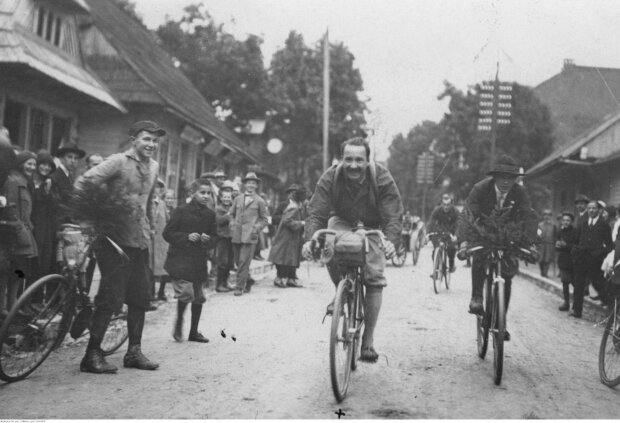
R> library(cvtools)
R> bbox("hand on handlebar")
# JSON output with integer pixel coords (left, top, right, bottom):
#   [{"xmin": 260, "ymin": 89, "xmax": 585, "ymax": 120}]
[{"xmin": 456, "ymin": 241, "xmax": 469, "ymax": 261}]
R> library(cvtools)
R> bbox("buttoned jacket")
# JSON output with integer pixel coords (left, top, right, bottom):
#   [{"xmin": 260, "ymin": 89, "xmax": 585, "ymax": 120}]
[
  {"xmin": 229, "ymin": 192, "xmax": 268, "ymax": 244},
  {"xmin": 76, "ymin": 149, "xmax": 158, "ymax": 249}
]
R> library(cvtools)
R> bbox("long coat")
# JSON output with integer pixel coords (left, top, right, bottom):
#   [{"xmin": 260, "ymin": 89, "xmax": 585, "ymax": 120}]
[
  {"xmin": 152, "ymin": 198, "xmax": 169, "ymax": 276},
  {"xmin": 268, "ymin": 203, "xmax": 304, "ymax": 267},
  {"xmin": 3, "ymin": 170, "xmax": 37, "ymax": 258},
  {"xmin": 538, "ymin": 220, "xmax": 557, "ymax": 263},
  {"xmin": 32, "ymin": 178, "xmax": 60, "ymax": 275},
  {"xmin": 163, "ymin": 199, "xmax": 216, "ymax": 283},
  {"xmin": 230, "ymin": 192, "xmax": 268, "ymax": 244}
]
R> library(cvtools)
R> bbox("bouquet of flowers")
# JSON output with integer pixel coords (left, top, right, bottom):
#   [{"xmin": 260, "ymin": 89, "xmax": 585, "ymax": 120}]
[{"xmin": 66, "ymin": 180, "xmax": 135, "ymax": 241}]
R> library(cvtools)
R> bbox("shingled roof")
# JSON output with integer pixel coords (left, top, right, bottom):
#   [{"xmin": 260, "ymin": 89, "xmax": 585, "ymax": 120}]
[
  {"xmin": 84, "ymin": 0, "xmax": 258, "ymax": 162},
  {"xmin": 534, "ymin": 62, "xmax": 620, "ymax": 147}
]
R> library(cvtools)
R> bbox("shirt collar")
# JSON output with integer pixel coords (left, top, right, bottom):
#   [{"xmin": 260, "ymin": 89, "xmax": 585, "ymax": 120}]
[{"xmin": 590, "ymin": 215, "xmax": 599, "ymax": 225}]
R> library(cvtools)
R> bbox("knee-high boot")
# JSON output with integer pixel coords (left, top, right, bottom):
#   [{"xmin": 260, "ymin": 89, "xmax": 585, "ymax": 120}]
[
  {"xmin": 123, "ymin": 306, "xmax": 159, "ymax": 370},
  {"xmin": 188, "ymin": 304, "xmax": 209, "ymax": 342}
]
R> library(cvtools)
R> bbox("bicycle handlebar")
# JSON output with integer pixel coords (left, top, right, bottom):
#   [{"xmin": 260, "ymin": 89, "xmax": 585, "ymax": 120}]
[
  {"xmin": 459, "ymin": 244, "xmax": 537, "ymax": 263},
  {"xmin": 309, "ymin": 228, "xmax": 392, "ymax": 259}
]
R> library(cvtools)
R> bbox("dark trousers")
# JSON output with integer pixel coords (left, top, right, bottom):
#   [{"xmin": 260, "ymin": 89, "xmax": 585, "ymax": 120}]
[
  {"xmin": 573, "ymin": 253, "xmax": 607, "ymax": 314},
  {"xmin": 276, "ymin": 264, "xmax": 297, "ymax": 279},
  {"xmin": 471, "ymin": 255, "xmax": 515, "ymax": 313},
  {"xmin": 540, "ymin": 261, "xmax": 551, "ymax": 278}
]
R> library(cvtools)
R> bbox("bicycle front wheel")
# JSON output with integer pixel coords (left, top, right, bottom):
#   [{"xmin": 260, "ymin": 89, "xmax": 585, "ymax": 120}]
[
  {"xmin": 443, "ymin": 253, "xmax": 451, "ymax": 290},
  {"xmin": 477, "ymin": 278, "xmax": 491, "ymax": 359},
  {"xmin": 391, "ymin": 246, "xmax": 406, "ymax": 267},
  {"xmin": 330, "ymin": 278, "xmax": 355, "ymax": 402},
  {"xmin": 350, "ymin": 281, "xmax": 364, "ymax": 372},
  {"xmin": 492, "ymin": 281, "xmax": 506, "ymax": 385},
  {"xmin": 0, "ymin": 275, "xmax": 74, "ymax": 383},
  {"xmin": 432, "ymin": 248, "xmax": 442, "ymax": 294},
  {"xmin": 599, "ymin": 304, "xmax": 620, "ymax": 387},
  {"xmin": 101, "ymin": 305, "xmax": 129, "ymax": 356}
]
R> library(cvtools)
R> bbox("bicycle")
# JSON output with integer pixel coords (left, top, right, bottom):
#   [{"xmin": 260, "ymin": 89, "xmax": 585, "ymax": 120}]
[
  {"xmin": 460, "ymin": 243, "xmax": 535, "ymax": 385},
  {"xmin": 0, "ymin": 224, "xmax": 128, "ymax": 383},
  {"xmin": 391, "ymin": 233, "xmax": 407, "ymax": 267},
  {"xmin": 599, "ymin": 281, "xmax": 620, "ymax": 387},
  {"xmin": 427, "ymin": 232, "xmax": 453, "ymax": 294},
  {"xmin": 310, "ymin": 227, "xmax": 387, "ymax": 402}
]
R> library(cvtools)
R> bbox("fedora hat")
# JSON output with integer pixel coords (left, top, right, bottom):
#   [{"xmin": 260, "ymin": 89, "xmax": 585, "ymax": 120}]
[
  {"xmin": 242, "ymin": 172, "xmax": 261, "ymax": 183},
  {"xmin": 213, "ymin": 169, "xmax": 226, "ymax": 178},
  {"xmin": 573, "ymin": 194, "xmax": 590, "ymax": 205},
  {"xmin": 486, "ymin": 155, "xmax": 525, "ymax": 177},
  {"xmin": 56, "ymin": 141, "xmax": 85, "ymax": 159}
]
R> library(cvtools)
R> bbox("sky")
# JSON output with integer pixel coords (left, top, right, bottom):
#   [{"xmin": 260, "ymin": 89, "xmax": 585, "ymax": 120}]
[{"xmin": 133, "ymin": 0, "xmax": 620, "ymax": 151}]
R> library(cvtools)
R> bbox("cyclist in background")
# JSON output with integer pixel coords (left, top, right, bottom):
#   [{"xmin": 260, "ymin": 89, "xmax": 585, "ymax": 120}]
[
  {"xmin": 427, "ymin": 194, "xmax": 459, "ymax": 273},
  {"xmin": 457, "ymin": 155, "xmax": 538, "ymax": 340},
  {"xmin": 401, "ymin": 211, "xmax": 413, "ymax": 252},
  {"xmin": 302, "ymin": 137, "xmax": 402, "ymax": 363}
]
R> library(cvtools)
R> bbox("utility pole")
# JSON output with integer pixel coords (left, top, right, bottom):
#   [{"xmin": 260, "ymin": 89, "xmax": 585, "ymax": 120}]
[
  {"xmin": 322, "ymin": 29, "xmax": 330, "ymax": 172},
  {"xmin": 478, "ymin": 62, "xmax": 512, "ymax": 168}
]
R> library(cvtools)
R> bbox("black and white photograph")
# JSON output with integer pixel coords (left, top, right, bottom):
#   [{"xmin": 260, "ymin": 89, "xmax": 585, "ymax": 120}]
[{"xmin": 2, "ymin": 0, "xmax": 620, "ymax": 419}]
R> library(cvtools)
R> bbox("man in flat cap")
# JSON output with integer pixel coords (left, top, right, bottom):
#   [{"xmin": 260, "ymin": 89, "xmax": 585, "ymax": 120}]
[{"xmin": 76, "ymin": 120, "xmax": 165, "ymax": 374}]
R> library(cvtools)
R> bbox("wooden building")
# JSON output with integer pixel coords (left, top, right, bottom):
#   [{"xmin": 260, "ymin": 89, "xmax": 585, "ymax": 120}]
[{"xmin": 1, "ymin": 0, "xmax": 260, "ymax": 198}]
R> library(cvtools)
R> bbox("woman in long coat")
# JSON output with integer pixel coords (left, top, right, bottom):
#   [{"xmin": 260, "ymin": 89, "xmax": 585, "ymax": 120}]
[
  {"xmin": 32, "ymin": 151, "xmax": 60, "ymax": 279},
  {"xmin": 152, "ymin": 180, "xmax": 170, "ymax": 300},
  {"xmin": 268, "ymin": 187, "xmax": 306, "ymax": 288}
]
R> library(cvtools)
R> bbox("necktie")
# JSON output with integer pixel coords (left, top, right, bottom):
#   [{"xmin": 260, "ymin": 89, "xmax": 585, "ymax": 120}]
[{"xmin": 498, "ymin": 193, "xmax": 506, "ymax": 208}]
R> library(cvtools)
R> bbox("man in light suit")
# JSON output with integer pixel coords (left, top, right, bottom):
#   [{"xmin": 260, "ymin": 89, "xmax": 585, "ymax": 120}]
[{"xmin": 230, "ymin": 172, "xmax": 269, "ymax": 296}]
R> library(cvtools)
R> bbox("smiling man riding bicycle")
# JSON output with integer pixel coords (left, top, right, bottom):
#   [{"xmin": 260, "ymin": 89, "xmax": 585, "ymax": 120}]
[
  {"xmin": 302, "ymin": 137, "xmax": 403, "ymax": 363},
  {"xmin": 457, "ymin": 155, "xmax": 538, "ymax": 341}
]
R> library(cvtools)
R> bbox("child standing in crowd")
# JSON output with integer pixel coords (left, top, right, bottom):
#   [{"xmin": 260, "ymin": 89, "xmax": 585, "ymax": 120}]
[
  {"xmin": 163, "ymin": 178, "xmax": 216, "ymax": 343},
  {"xmin": 215, "ymin": 185, "xmax": 235, "ymax": 292}
]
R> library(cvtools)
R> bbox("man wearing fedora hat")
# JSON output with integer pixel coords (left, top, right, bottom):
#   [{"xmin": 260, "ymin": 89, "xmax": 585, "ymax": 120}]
[
  {"xmin": 229, "ymin": 172, "xmax": 268, "ymax": 296},
  {"xmin": 75, "ymin": 120, "xmax": 165, "ymax": 374},
  {"xmin": 458, "ymin": 155, "xmax": 538, "ymax": 340}
]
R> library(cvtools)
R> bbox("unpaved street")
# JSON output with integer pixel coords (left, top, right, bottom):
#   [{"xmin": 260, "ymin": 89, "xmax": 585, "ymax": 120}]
[{"xmin": 2, "ymin": 245, "xmax": 620, "ymax": 419}]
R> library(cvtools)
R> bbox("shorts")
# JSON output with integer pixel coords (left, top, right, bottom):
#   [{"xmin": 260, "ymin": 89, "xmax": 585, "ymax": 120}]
[{"xmin": 172, "ymin": 279, "xmax": 206, "ymax": 304}]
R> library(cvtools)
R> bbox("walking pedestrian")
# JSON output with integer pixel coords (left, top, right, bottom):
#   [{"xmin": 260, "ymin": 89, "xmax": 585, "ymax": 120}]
[
  {"xmin": 556, "ymin": 212, "xmax": 578, "ymax": 311},
  {"xmin": 570, "ymin": 200, "xmax": 613, "ymax": 318},
  {"xmin": 269, "ymin": 186, "xmax": 306, "ymax": 288},
  {"xmin": 75, "ymin": 120, "xmax": 164, "ymax": 374},
  {"xmin": 163, "ymin": 177, "xmax": 216, "ymax": 343},
  {"xmin": 215, "ymin": 187, "xmax": 234, "ymax": 292},
  {"xmin": 230, "ymin": 172, "xmax": 268, "ymax": 296},
  {"xmin": 538, "ymin": 209, "xmax": 557, "ymax": 278}
]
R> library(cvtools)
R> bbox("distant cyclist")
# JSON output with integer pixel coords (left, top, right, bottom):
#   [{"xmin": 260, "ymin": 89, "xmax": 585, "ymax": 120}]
[
  {"xmin": 427, "ymin": 193, "xmax": 459, "ymax": 273},
  {"xmin": 401, "ymin": 211, "xmax": 414, "ymax": 252}
]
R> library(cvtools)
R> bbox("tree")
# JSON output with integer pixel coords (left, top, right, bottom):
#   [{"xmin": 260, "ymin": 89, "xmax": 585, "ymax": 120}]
[
  {"xmin": 112, "ymin": 0, "xmax": 145, "ymax": 27},
  {"xmin": 155, "ymin": 4, "xmax": 268, "ymax": 129},
  {"xmin": 266, "ymin": 31, "xmax": 367, "ymax": 187},
  {"xmin": 389, "ymin": 81, "xmax": 555, "ymax": 214}
]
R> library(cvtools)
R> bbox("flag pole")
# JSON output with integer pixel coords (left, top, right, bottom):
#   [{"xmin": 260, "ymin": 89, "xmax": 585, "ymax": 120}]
[{"xmin": 323, "ymin": 28, "xmax": 330, "ymax": 172}]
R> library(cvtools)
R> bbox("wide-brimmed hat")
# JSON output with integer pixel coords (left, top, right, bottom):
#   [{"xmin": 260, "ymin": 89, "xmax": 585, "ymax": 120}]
[
  {"xmin": 36, "ymin": 150, "xmax": 56, "ymax": 171},
  {"xmin": 286, "ymin": 183, "xmax": 301, "ymax": 193},
  {"xmin": 213, "ymin": 170, "xmax": 226, "ymax": 178},
  {"xmin": 486, "ymin": 155, "xmax": 525, "ymax": 177},
  {"xmin": 128, "ymin": 120, "xmax": 166, "ymax": 138},
  {"xmin": 56, "ymin": 141, "xmax": 85, "ymax": 159},
  {"xmin": 220, "ymin": 180, "xmax": 236, "ymax": 191},
  {"xmin": 242, "ymin": 172, "xmax": 261, "ymax": 183},
  {"xmin": 201, "ymin": 172, "xmax": 215, "ymax": 179},
  {"xmin": 573, "ymin": 194, "xmax": 590, "ymax": 205}
]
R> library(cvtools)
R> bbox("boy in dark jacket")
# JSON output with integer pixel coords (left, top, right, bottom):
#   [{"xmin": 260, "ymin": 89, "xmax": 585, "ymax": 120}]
[
  {"xmin": 163, "ymin": 178, "xmax": 217, "ymax": 343},
  {"xmin": 555, "ymin": 212, "xmax": 578, "ymax": 311}
]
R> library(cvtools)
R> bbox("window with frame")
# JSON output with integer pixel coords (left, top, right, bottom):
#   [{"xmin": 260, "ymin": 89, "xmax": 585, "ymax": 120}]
[{"xmin": 33, "ymin": 6, "xmax": 64, "ymax": 48}]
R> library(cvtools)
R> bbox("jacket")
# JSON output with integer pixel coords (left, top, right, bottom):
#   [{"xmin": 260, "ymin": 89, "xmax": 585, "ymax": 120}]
[
  {"xmin": 573, "ymin": 216, "xmax": 612, "ymax": 261},
  {"xmin": 556, "ymin": 225, "xmax": 578, "ymax": 271},
  {"xmin": 163, "ymin": 199, "xmax": 216, "ymax": 282},
  {"xmin": 215, "ymin": 202, "xmax": 232, "ymax": 238},
  {"xmin": 3, "ymin": 170, "xmax": 38, "ymax": 258},
  {"xmin": 457, "ymin": 177, "xmax": 538, "ymax": 241},
  {"xmin": 304, "ymin": 162, "xmax": 403, "ymax": 245},
  {"xmin": 427, "ymin": 206, "xmax": 459, "ymax": 234},
  {"xmin": 75, "ymin": 149, "xmax": 158, "ymax": 249},
  {"xmin": 268, "ymin": 203, "xmax": 304, "ymax": 267},
  {"xmin": 230, "ymin": 192, "xmax": 268, "ymax": 244}
]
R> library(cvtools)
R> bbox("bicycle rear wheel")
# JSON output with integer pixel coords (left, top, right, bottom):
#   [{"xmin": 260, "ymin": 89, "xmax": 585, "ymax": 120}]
[
  {"xmin": 492, "ymin": 281, "xmax": 505, "ymax": 385},
  {"xmin": 330, "ymin": 278, "xmax": 355, "ymax": 402},
  {"xmin": 432, "ymin": 248, "xmax": 442, "ymax": 294},
  {"xmin": 599, "ymin": 302, "xmax": 620, "ymax": 387},
  {"xmin": 101, "ymin": 305, "xmax": 129, "ymax": 356},
  {"xmin": 0, "ymin": 275, "xmax": 74, "ymax": 382},
  {"xmin": 477, "ymin": 277, "xmax": 491, "ymax": 359}
]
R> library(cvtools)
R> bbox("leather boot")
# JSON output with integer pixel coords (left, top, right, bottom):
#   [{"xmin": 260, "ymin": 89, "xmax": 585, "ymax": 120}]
[
  {"xmin": 80, "ymin": 348, "xmax": 118, "ymax": 374},
  {"xmin": 215, "ymin": 268, "xmax": 231, "ymax": 292},
  {"xmin": 173, "ymin": 301, "xmax": 188, "ymax": 342},
  {"xmin": 123, "ymin": 344, "xmax": 159, "ymax": 370},
  {"xmin": 188, "ymin": 304, "xmax": 209, "ymax": 343}
]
